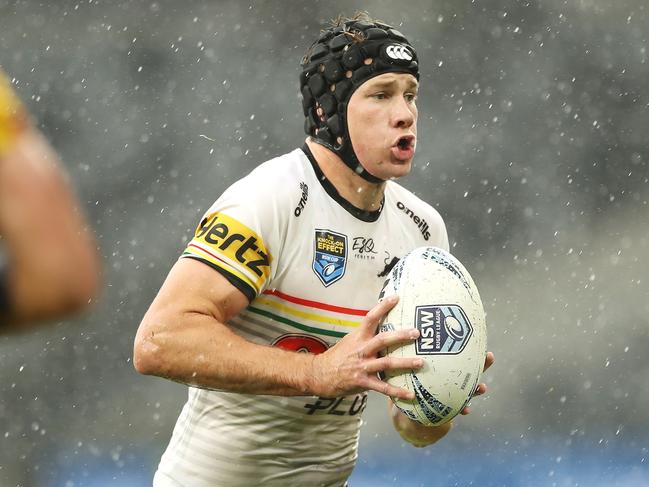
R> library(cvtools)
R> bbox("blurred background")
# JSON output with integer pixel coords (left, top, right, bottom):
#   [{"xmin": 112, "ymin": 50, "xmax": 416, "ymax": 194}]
[{"xmin": 1, "ymin": 0, "xmax": 648, "ymax": 485}]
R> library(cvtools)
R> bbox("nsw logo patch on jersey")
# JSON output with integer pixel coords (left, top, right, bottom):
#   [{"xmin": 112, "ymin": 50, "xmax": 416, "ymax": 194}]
[{"xmin": 312, "ymin": 229, "xmax": 347, "ymax": 287}]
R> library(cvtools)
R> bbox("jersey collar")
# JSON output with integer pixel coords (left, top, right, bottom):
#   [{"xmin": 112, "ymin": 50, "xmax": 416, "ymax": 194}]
[{"xmin": 301, "ymin": 144, "xmax": 384, "ymax": 223}]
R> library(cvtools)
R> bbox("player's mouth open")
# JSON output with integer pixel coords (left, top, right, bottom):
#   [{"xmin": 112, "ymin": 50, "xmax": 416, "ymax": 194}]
[{"xmin": 391, "ymin": 135, "xmax": 416, "ymax": 161}]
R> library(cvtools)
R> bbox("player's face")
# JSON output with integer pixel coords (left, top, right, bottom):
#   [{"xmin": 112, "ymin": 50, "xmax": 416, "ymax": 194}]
[{"xmin": 347, "ymin": 72, "xmax": 418, "ymax": 181}]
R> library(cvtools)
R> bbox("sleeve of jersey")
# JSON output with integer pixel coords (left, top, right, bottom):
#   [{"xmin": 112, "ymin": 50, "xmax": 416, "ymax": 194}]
[
  {"xmin": 180, "ymin": 173, "xmax": 281, "ymax": 302},
  {"xmin": 426, "ymin": 206, "xmax": 450, "ymax": 252},
  {"xmin": 0, "ymin": 69, "xmax": 29, "ymax": 155}
]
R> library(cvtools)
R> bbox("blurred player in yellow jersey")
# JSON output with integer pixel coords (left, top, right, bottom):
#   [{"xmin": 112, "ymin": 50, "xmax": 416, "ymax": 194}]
[{"xmin": 0, "ymin": 68, "xmax": 100, "ymax": 330}]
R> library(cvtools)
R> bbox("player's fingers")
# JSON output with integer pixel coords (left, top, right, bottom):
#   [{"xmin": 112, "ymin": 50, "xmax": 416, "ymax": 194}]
[
  {"xmin": 363, "ymin": 356, "xmax": 423, "ymax": 374},
  {"xmin": 483, "ymin": 351, "xmax": 495, "ymax": 372},
  {"xmin": 361, "ymin": 294, "xmax": 399, "ymax": 334},
  {"xmin": 460, "ymin": 383, "xmax": 487, "ymax": 415},
  {"xmin": 473, "ymin": 383, "xmax": 487, "ymax": 396},
  {"xmin": 365, "ymin": 375, "xmax": 414, "ymax": 400},
  {"xmin": 365, "ymin": 328, "xmax": 419, "ymax": 357}
]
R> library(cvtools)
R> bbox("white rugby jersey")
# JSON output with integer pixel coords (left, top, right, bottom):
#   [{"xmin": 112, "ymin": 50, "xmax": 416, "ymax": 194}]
[{"xmin": 154, "ymin": 145, "xmax": 449, "ymax": 487}]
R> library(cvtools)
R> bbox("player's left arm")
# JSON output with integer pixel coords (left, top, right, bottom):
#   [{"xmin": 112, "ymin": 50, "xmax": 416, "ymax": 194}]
[{"xmin": 390, "ymin": 351, "xmax": 495, "ymax": 447}]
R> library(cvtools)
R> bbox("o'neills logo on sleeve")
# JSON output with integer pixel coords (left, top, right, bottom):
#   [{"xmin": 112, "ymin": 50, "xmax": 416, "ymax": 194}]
[
  {"xmin": 184, "ymin": 212, "xmax": 272, "ymax": 294},
  {"xmin": 396, "ymin": 201, "xmax": 430, "ymax": 240}
]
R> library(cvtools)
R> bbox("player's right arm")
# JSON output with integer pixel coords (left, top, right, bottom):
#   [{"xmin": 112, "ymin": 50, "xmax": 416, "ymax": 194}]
[
  {"xmin": 0, "ymin": 69, "xmax": 100, "ymax": 329},
  {"xmin": 133, "ymin": 257, "xmax": 423, "ymax": 398}
]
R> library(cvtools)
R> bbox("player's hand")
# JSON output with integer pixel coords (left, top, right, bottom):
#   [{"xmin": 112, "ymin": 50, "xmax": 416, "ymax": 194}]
[
  {"xmin": 390, "ymin": 402, "xmax": 453, "ymax": 448},
  {"xmin": 391, "ymin": 351, "xmax": 494, "ymax": 447},
  {"xmin": 308, "ymin": 295, "xmax": 422, "ymax": 399}
]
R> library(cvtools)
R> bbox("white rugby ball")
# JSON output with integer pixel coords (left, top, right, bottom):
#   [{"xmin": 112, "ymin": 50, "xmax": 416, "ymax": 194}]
[{"xmin": 378, "ymin": 246, "xmax": 487, "ymax": 426}]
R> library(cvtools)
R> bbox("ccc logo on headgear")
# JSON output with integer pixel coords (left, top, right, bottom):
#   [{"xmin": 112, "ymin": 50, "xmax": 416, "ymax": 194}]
[{"xmin": 385, "ymin": 44, "xmax": 413, "ymax": 61}]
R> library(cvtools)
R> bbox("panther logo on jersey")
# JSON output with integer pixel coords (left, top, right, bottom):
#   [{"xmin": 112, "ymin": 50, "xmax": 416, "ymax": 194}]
[
  {"xmin": 312, "ymin": 229, "xmax": 347, "ymax": 286},
  {"xmin": 272, "ymin": 334, "xmax": 329, "ymax": 354}
]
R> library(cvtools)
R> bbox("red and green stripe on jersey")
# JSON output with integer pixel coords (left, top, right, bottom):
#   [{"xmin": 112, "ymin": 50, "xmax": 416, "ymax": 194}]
[{"xmin": 248, "ymin": 288, "xmax": 368, "ymax": 340}]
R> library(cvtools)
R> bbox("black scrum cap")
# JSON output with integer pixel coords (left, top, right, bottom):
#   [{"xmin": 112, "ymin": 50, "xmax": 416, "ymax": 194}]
[{"xmin": 300, "ymin": 20, "xmax": 419, "ymax": 182}]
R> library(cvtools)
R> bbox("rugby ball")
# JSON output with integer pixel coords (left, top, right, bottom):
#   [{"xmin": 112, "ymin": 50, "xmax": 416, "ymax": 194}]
[{"xmin": 378, "ymin": 246, "xmax": 487, "ymax": 426}]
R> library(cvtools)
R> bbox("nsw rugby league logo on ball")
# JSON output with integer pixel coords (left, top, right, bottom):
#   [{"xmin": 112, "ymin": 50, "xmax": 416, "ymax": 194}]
[
  {"xmin": 415, "ymin": 305, "xmax": 473, "ymax": 355},
  {"xmin": 312, "ymin": 229, "xmax": 347, "ymax": 286}
]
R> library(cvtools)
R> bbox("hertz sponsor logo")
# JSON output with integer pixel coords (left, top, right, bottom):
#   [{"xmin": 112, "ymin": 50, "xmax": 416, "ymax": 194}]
[
  {"xmin": 190, "ymin": 212, "xmax": 271, "ymax": 291},
  {"xmin": 396, "ymin": 201, "xmax": 430, "ymax": 240}
]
